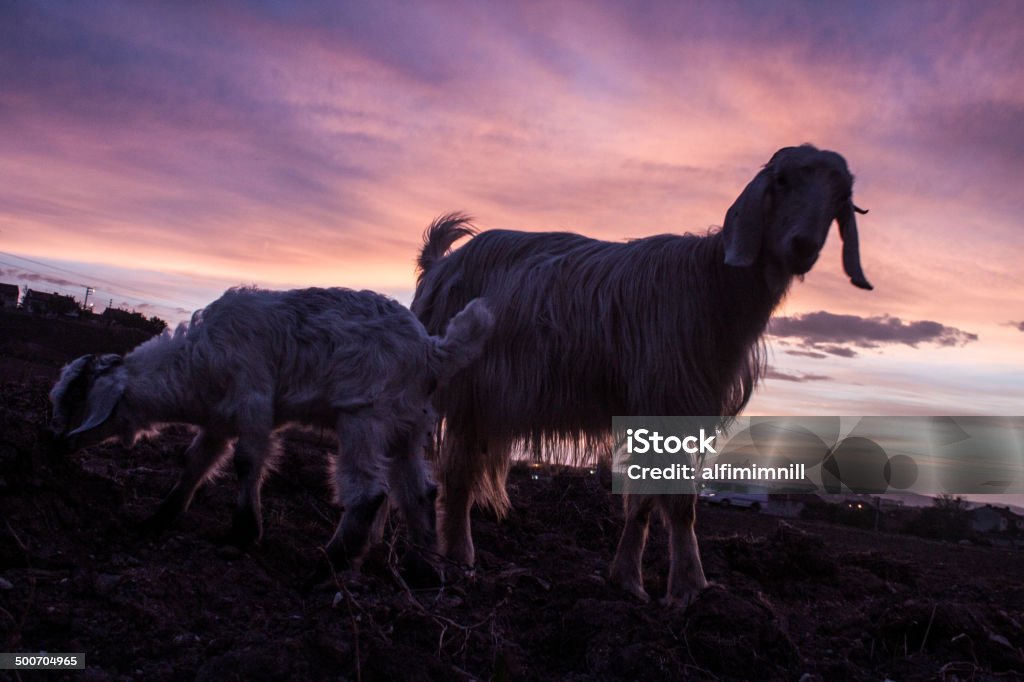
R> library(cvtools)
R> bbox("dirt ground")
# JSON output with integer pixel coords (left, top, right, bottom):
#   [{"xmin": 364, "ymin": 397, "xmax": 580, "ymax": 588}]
[{"xmin": 1, "ymin": 317, "xmax": 1022, "ymax": 680}]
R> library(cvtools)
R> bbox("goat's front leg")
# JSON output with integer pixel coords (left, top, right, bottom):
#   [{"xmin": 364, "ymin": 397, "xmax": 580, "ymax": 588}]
[
  {"xmin": 660, "ymin": 493, "xmax": 708, "ymax": 607},
  {"xmin": 387, "ymin": 426, "xmax": 440, "ymax": 584},
  {"xmin": 224, "ymin": 427, "xmax": 277, "ymax": 548},
  {"xmin": 609, "ymin": 493, "xmax": 655, "ymax": 602},
  {"xmin": 324, "ymin": 416, "xmax": 390, "ymax": 570},
  {"xmin": 436, "ymin": 433, "xmax": 483, "ymax": 569},
  {"xmin": 437, "ymin": 479, "xmax": 474, "ymax": 568},
  {"xmin": 139, "ymin": 429, "xmax": 230, "ymax": 536}
]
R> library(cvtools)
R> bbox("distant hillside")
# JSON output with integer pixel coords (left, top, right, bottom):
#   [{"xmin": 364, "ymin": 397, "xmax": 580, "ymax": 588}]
[{"xmin": 0, "ymin": 310, "xmax": 157, "ymax": 378}]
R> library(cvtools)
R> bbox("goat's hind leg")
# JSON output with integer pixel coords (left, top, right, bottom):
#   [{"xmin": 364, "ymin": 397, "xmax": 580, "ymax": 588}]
[
  {"xmin": 609, "ymin": 493, "xmax": 655, "ymax": 602},
  {"xmin": 138, "ymin": 429, "xmax": 230, "ymax": 536},
  {"xmin": 660, "ymin": 493, "xmax": 708, "ymax": 607}
]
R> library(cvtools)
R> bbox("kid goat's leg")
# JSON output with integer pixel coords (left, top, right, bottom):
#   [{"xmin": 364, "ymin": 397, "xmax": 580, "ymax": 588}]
[
  {"xmin": 324, "ymin": 415, "xmax": 390, "ymax": 569},
  {"xmin": 140, "ymin": 429, "xmax": 230, "ymax": 534}
]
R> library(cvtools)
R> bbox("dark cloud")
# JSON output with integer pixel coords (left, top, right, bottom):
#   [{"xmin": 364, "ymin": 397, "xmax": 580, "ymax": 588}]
[
  {"xmin": 1011, "ymin": 321, "xmax": 1024, "ymax": 333},
  {"xmin": 0, "ymin": 268, "xmax": 78, "ymax": 288},
  {"xmin": 770, "ymin": 311, "xmax": 978, "ymax": 358},
  {"xmin": 113, "ymin": 301, "xmax": 190, "ymax": 317},
  {"xmin": 818, "ymin": 345, "xmax": 860, "ymax": 358},
  {"xmin": 765, "ymin": 366, "xmax": 832, "ymax": 383},
  {"xmin": 785, "ymin": 349, "xmax": 828, "ymax": 360}
]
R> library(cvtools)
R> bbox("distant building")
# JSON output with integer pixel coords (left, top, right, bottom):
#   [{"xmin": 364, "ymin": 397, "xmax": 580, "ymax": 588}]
[
  {"xmin": 100, "ymin": 306, "xmax": 167, "ymax": 334},
  {"xmin": 0, "ymin": 282, "xmax": 19, "ymax": 309},
  {"xmin": 22, "ymin": 289, "xmax": 79, "ymax": 316},
  {"xmin": 968, "ymin": 505, "xmax": 1020, "ymax": 534},
  {"xmin": 994, "ymin": 506, "xmax": 1024, "ymax": 533}
]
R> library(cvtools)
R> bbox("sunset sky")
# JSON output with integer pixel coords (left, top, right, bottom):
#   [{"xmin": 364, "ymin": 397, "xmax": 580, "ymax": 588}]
[{"xmin": 2, "ymin": 1, "xmax": 1022, "ymax": 417}]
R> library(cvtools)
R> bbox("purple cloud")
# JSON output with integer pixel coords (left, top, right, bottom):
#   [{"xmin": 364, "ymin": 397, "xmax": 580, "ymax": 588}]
[
  {"xmin": 785, "ymin": 349, "xmax": 828, "ymax": 360},
  {"xmin": 0, "ymin": 268, "xmax": 77, "ymax": 288},
  {"xmin": 817, "ymin": 345, "xmax": 860, "ymax": 359},
  {"xmin": 112, "ymin": 301, "xmax": 190, "ymax": 317},
  {"xmin": 770, "ymin": 311, "xmax": 977, "ymax": 358}
]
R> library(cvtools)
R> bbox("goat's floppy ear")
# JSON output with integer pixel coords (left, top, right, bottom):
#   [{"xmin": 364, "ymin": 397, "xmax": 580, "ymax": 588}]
[
  {"xmin": 51, "ymin": 355, "xmax": 96, "ymax": 404},
  {"xmin": 68, "ymin": 354, "xmax": 126, "ymax": 436},
  {"xmin": 723, "ymin": 167, "xmax": 771, "ymax": 267},
  {"xmin": 433, "ymin": 298, "xmax": 495, "ymax": 384},
  {"xmin": 836, "ymin": 202, "xmax": 873, "ymax": 290},
  {"xmin": 50, "ymin": 354, "xmax": 98, "ymax": 434}
]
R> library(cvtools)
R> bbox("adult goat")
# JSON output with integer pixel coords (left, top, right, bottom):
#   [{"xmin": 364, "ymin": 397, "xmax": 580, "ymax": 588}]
[{"xmin": 412, "ymin": 144, "xmax": 872, "ymax": 605}]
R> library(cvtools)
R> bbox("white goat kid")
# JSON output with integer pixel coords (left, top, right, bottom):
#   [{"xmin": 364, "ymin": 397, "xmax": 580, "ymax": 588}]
[{"xmin": 49, "ymin": 287, "xmax": 492, "ymax": 573}]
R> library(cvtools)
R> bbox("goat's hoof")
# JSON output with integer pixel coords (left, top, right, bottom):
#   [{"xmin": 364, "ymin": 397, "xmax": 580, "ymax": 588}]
[
  {"xmin": 661, "ymin": 580, "xmax": 709, "ymax": 608},
  {"xmin": 608, "ymin": 575, "xmax": 650, "ymax": 603},
  {"xmin": 660, "ymin": 592, "xmax": 698, "ymax": 609},
  {"xmin": 438, "ymin": 561, "xmax": 475, "ymax": 584},
  {"xmin": 622, "ymin": 583, "xmax": 651, "ymax": 604},
  {"xmin": 608, "ymin": 566, "xmax": 650, "ymax": 603}
]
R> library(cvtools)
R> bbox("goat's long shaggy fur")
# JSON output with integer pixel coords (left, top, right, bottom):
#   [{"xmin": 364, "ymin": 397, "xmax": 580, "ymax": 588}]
[
  {"xmin": 50, "ymin": 286, "xmax": 493, "ymax": 571},
  {"xmin": 413, "ymin": 145, "xmax": 872, "ymax": 604},
  {"xmin": 415, "ymin": 221, "xmax": 770, "ymax": 509}
]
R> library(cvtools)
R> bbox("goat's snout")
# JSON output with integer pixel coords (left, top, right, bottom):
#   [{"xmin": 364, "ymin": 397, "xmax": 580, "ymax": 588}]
[{"xmin": 786, "ymin": 234, "xmax": 821, "ymax": 274}]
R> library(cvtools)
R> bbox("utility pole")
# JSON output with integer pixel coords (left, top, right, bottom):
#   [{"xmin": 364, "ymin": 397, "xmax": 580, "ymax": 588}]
[{"xmin": 82, "ymin": 286, "xmax": 95, "ymax": 311}]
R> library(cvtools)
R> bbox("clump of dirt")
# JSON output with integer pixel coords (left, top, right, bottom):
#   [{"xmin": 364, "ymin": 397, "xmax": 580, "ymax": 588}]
[
  {"xmin": 682, "ymin": 585, "xmax": 799, "ymax": 679},
  {"xmin": 841, "ymin": 550, "xmax": 919, "ymax": 588},
  {"xmin": 874, "ymin": 600, "xmax": 1024, "ymax": 673},
  {"xmin": 709, "ymin": 520, "xmax": 837, "ymax": 598}
]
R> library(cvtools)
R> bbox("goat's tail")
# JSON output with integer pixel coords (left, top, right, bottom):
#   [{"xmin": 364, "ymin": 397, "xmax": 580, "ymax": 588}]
[
  {"xmin": 429, "ymin": 298, "xmax": 493, "ymax": 384},
  {"xmin": 417, "ymin": 212, "xmax": 476, "ymax": 278}
]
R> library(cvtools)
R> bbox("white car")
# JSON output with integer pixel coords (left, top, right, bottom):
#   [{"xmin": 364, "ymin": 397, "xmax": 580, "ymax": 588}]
[{"xmin": 699, "ymin": 485, "xmax": 769, "ymax": 511}]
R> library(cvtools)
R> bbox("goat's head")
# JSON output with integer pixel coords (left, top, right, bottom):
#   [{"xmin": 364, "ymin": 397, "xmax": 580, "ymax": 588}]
[
  {"xmin": 722, "ymin": 144, "xmax": 872, "ymax": 291},
  {"xmin": 48, "ymin": 353, "xmax": 129, "ymax": 454}
]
